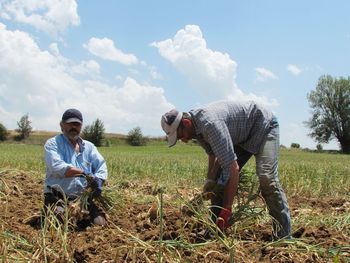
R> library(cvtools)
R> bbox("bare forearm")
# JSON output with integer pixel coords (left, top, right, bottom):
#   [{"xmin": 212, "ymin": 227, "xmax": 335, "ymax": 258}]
[
  {"xmin": 223, "ymin": 161, "xmax": 240, "ymax": 209},
  {"xmin": 64, "ymin": 167, "xmax": 84, "ymax": 177},
  {"xmin": 207, "ymin": 155, "xmax": 221, "ymax": 181}
]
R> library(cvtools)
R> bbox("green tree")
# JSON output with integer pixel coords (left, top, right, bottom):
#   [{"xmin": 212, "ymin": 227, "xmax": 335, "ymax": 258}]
[
  {"xmin": 306, "ymin": 75, "xmax": 350, "ymax": 153},
  {"xmin": 81, "ymin": 118, "xmax": 105, "ymax": 147},
  {"xmin": 316, "ymin": 143, "xmax": 323, "ymax": 152},
  {"xmin": 0, "ymin": 123, "xmax": 8, "ymax": 141},
  {"xmin": 127, "ymin": 127, "xmax": 146, "ymax": 146},
  {"xmin": 16, "ymin": 114, "xmax": 32, "ymax": 140},
  {"xmin": 291, "ymin": 143, "xmax": 300, "ymax": 149}
]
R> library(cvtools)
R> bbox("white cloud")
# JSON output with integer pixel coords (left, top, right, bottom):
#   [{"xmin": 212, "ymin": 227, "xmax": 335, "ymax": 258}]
[
  {"xmin": 152, "ymin": 25, "xmax": 277, "ymax": 106},
  {"xmin": 152, "ymin": 25, "xmax": 237, "ymax": 100},
  {"xmin": 115, "ymin": 75, "xmax": 123, "ymax": 81},
  {"xmin": 70, "ymin": 60, "xmax": 101, "ymax": 76},
  {"xmin": 287, "ymin": 64, "xmax": 302, "ymax": 76},
  {"xmin": 49, "ymin": 42, "xmax": 60, "ymax": 56},
  {"xmin": 255, "ymin": 67, "xmax": 278, "ymax": 82},
  {"xmin": 0, "ymin": 0, "xmax": 80, "ymax": 37},
  {"xmin": 150, "ymin": 67, "xmax": 163, "ymax": 80},
  {"xmin": 84, "ymin": 37, "xmax": 138, "ymax": 65},
  {"xmin": 0, "ymin": 23, "xmax": 173, "ymax": 135}
]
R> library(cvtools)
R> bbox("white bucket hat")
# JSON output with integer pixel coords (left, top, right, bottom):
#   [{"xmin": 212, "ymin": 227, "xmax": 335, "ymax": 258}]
[{"xmin": 160, "ymin": 109, "xmax": 183, "ymax": 147}]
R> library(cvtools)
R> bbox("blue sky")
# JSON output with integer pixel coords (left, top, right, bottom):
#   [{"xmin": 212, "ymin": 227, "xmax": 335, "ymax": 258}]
[{"xmin": 0, "ymin": 0, "xmax": 349, "ymax": 149}]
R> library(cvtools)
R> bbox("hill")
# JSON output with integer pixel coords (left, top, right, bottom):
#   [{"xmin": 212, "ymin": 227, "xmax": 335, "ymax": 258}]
[{"xmin": 3, "ymin": 130, "xmax": 165, "ymax": 146}]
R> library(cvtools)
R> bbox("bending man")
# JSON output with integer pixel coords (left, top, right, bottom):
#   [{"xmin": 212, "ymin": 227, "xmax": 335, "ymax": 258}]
[{"xmin": 161, "ymin": 100, "xmax": 291, "ymax": 239}]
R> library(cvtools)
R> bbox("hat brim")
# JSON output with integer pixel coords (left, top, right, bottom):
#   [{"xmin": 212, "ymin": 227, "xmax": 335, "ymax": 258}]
[
  {"xmin": 167, "ymin": 131, "xmax": 178, "ymax": 147},
  {"xmin": 64, "ymin": 118, "xmax": 82, "ymax": 124}
]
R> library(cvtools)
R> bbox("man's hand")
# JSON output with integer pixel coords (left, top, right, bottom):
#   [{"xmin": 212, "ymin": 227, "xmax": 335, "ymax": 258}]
[
  {"xmin": 82, "ymin": 174, "xmax": 104, "ymax": 197},
  {"xmin": 203, "ymin": 179, "xmax": 216, "ymax": 193},
  {"xmin": 90, "ymin": 177, "xmax": 104, "ymax": 198},
  {"xmin": 216, "ymin": 207, "xmax": 232, "ymax": 231}
]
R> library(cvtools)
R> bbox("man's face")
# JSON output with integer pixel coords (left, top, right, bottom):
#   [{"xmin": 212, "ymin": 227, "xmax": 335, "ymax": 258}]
[
  {"xmin": 177, "ymin": 122, "xmax": 192, "ymax": 143},
  {"xmin": 61, "ymin": 121, "xmax": 82, "ymax": 141}
]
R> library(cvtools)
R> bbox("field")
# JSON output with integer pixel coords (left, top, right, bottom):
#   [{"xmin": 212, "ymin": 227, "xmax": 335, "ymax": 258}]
[{"xmin": 0, "ymin": 140, "xmax": 350, "ymax": 262}]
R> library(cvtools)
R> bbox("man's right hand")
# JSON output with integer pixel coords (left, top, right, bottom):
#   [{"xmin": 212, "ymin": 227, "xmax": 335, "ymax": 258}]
[
  {"xmin": 216, "ymin": 207, "xmax": 233, "ymax": 231},
  {"xmin": 203, "ymin": 179, "xmax": 216, "ymax": 193}
]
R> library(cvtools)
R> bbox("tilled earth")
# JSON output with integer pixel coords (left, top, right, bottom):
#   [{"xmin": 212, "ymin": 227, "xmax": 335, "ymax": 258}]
[{"xmin": 1, "ymin": 170, "xmax": 349, "ymax": 262}]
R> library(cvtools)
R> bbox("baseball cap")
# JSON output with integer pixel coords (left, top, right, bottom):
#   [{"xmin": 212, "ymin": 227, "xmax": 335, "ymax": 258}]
[
  {"xmin": 161, "ymin": 109, "xmax": 183, "ymax": 147},
  {"xmin": 62, "ymin": 108, "xmax": 83, "ymax": 124}
]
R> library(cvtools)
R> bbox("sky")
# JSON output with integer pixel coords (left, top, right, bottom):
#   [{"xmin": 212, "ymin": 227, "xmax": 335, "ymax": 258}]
[{"xmin": 0, "ymin": 0, "xmax": 349, "ymax": 150}]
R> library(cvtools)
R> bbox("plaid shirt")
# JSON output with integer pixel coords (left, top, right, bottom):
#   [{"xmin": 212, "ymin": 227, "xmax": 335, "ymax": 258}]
[{"xmin": 189, "ymin": 100, "xmax": 275, "ymax": 184}]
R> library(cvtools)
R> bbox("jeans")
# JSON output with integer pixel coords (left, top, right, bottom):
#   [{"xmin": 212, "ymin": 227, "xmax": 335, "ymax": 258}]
[
  {"xmin": 255, "ymin": 120, "xmax": 291, "ymax": 239},
  {"xmin": 211, "ymin": 118, "xmax": 291, "ymax": 239}
]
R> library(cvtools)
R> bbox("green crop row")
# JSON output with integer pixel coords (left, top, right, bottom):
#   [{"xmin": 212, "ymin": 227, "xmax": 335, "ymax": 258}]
[{"xmin": 0, "ymin": 143, "xmax": 349, "ymax": 197}]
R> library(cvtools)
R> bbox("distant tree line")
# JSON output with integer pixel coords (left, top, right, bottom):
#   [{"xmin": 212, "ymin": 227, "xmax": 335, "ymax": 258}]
[
  {"xmin": 2, "ymin": 75, "xmax": 350, "ymax": 153},
  {"xmin": 0, "ymin": 114, "xmax": 147, "ymax": 147}
]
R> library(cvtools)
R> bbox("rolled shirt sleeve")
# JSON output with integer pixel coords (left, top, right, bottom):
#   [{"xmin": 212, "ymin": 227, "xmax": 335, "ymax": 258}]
[
  {"xmin": 44, "ymin": 138, "xmax": 73, "ymax": 178},
  {"xmin": 90, "ymin": 145, "xmax": 107, "ymax": 181}
]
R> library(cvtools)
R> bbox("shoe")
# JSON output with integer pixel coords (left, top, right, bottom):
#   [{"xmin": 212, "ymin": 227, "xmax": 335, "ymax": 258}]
[{"xmin": 93, "ymin": 215, "xmax": 107, "ymax": 226}]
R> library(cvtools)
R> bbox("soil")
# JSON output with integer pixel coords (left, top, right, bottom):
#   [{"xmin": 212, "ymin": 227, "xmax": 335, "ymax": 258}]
[{"xmin": 1, "ymin": 170, "xmax": 349, "ymax": 262}]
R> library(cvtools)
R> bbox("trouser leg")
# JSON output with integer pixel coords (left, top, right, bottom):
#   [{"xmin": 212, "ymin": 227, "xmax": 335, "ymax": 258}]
[
  {"xmin": 44, "ymin": 192, "xmax": 65, "ymax": 222},
  {"xmin": 88, "ymin": 197, "xmax": 107, "ymax": 226},
  {"xmin": 255, "ymin": 126, "xmax": 291, "ymax": 239}
]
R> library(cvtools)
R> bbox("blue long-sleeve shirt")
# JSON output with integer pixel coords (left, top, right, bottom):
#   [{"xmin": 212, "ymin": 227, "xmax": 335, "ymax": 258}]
[{"xmin": 44, "ymin": 134, "xmax": 107, "ymax": 197}]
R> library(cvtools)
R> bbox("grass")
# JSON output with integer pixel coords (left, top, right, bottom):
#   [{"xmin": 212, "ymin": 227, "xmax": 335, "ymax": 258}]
[
  {"xmin": 1, "ymin": 142, "xmax": 349, "ymax": 197},
  {"xmin": 0, "ymin": 139, "xmax": 350, "ymax": 262}
]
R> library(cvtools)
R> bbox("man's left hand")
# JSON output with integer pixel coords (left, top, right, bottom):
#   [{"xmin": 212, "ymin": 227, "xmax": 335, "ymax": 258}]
[
  {"xmin": 90, "ymin": 177, "xmax": 104, "ymax": 197},
  {"xmin": 203, "ymin": 179, "xmax": 216, "ymax": 194}
]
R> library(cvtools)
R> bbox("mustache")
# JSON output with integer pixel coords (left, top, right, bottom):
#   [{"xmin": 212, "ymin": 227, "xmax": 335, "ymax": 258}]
[{"xmin": 69, "ymin": 128, "xmax": 79, "ymax": 133}]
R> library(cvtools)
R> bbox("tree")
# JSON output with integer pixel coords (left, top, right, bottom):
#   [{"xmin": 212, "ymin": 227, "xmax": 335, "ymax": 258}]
[
  {"xmin": 127, "ymin": 127, "xmax": 146, "ymax": 146},
  {"xmin": 16, "ymin": 114, "xmax": 32, "ymax": 140},
  {"xmin": 290, "ymin": 143, "xmax": 300, "ymax": 149},
  {"xmin": 316, "ymin": 143, "xmax": 323, "ymax": 152},
  {"xmin": 81, "ymin": 118, "xmax": 105, "ymax": 147},
  {"xmin": 306, "ymin": 75, "xmax": 350, "ymax": 153},
  {"xmin": 0, "ymin": 123, "xmax": 8, "ymax": 141}
]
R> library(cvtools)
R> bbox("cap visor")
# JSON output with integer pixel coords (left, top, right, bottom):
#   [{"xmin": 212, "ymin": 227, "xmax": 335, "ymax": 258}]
[
  {"xmin": 167, "ymin": 132, "xmax": 178, "ymax": 147},
  {"xmin": 64, "ymin": 118, "xmax": 82, "ymax": 124}
]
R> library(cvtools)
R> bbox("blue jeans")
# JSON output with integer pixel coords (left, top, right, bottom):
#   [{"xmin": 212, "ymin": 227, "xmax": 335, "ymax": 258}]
[{"xmin": 255, "ymin": 120, "xmax": 291, "ymax": 239}]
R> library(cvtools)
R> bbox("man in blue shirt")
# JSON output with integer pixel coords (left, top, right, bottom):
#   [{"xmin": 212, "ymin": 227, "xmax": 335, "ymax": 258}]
[
  {"xmin": 161, "ymin": 100, "xmax": 291, "ymax": 239},
  {"xmin": 44, "ymin": 108, "xmax": 108, "ymax": 226}
]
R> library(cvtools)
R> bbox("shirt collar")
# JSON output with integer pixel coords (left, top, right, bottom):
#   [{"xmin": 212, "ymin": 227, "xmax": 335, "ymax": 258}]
[
  {"xmin": 189, "ymin": 111, "xmax": 200, "ymax": 138},
  {"xmin": 61, "ymin": 134, "xmax": 85, "ymax": 146}
]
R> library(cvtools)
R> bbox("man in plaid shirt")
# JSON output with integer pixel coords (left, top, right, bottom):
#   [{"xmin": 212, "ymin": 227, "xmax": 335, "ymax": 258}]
[{"xmin": 161, "ymin": 100, "xmax": 291, "ymax": 239}]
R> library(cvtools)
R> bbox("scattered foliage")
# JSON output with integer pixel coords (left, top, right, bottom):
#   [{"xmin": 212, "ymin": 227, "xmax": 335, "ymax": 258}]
[
  {"xmin": 0, "ymin": 123, "xmax": 8, "ymax": 141},
  {"xmin": 81, "ymin": 118, "xmax": 105, "ymax": 147},
  {"xmin": 127, "ymin": 126, "xmax": 147, "ymax": 146},
  {"xmin": 291, "ymin": 143, "xmax": 300, "ymax": 149},
  {"xmin": 15, "ymin": 114, "xmax": 32, "ymax": 140},
  {"xmin": 306, "ymin": 75, "xmax": 350, "ymax": 153}
]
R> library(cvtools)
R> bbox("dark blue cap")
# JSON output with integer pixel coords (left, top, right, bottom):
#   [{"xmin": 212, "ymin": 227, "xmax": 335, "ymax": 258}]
[{"xmin": 62, "ymin": 108, "xmax": 83, "ymax": 124}]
